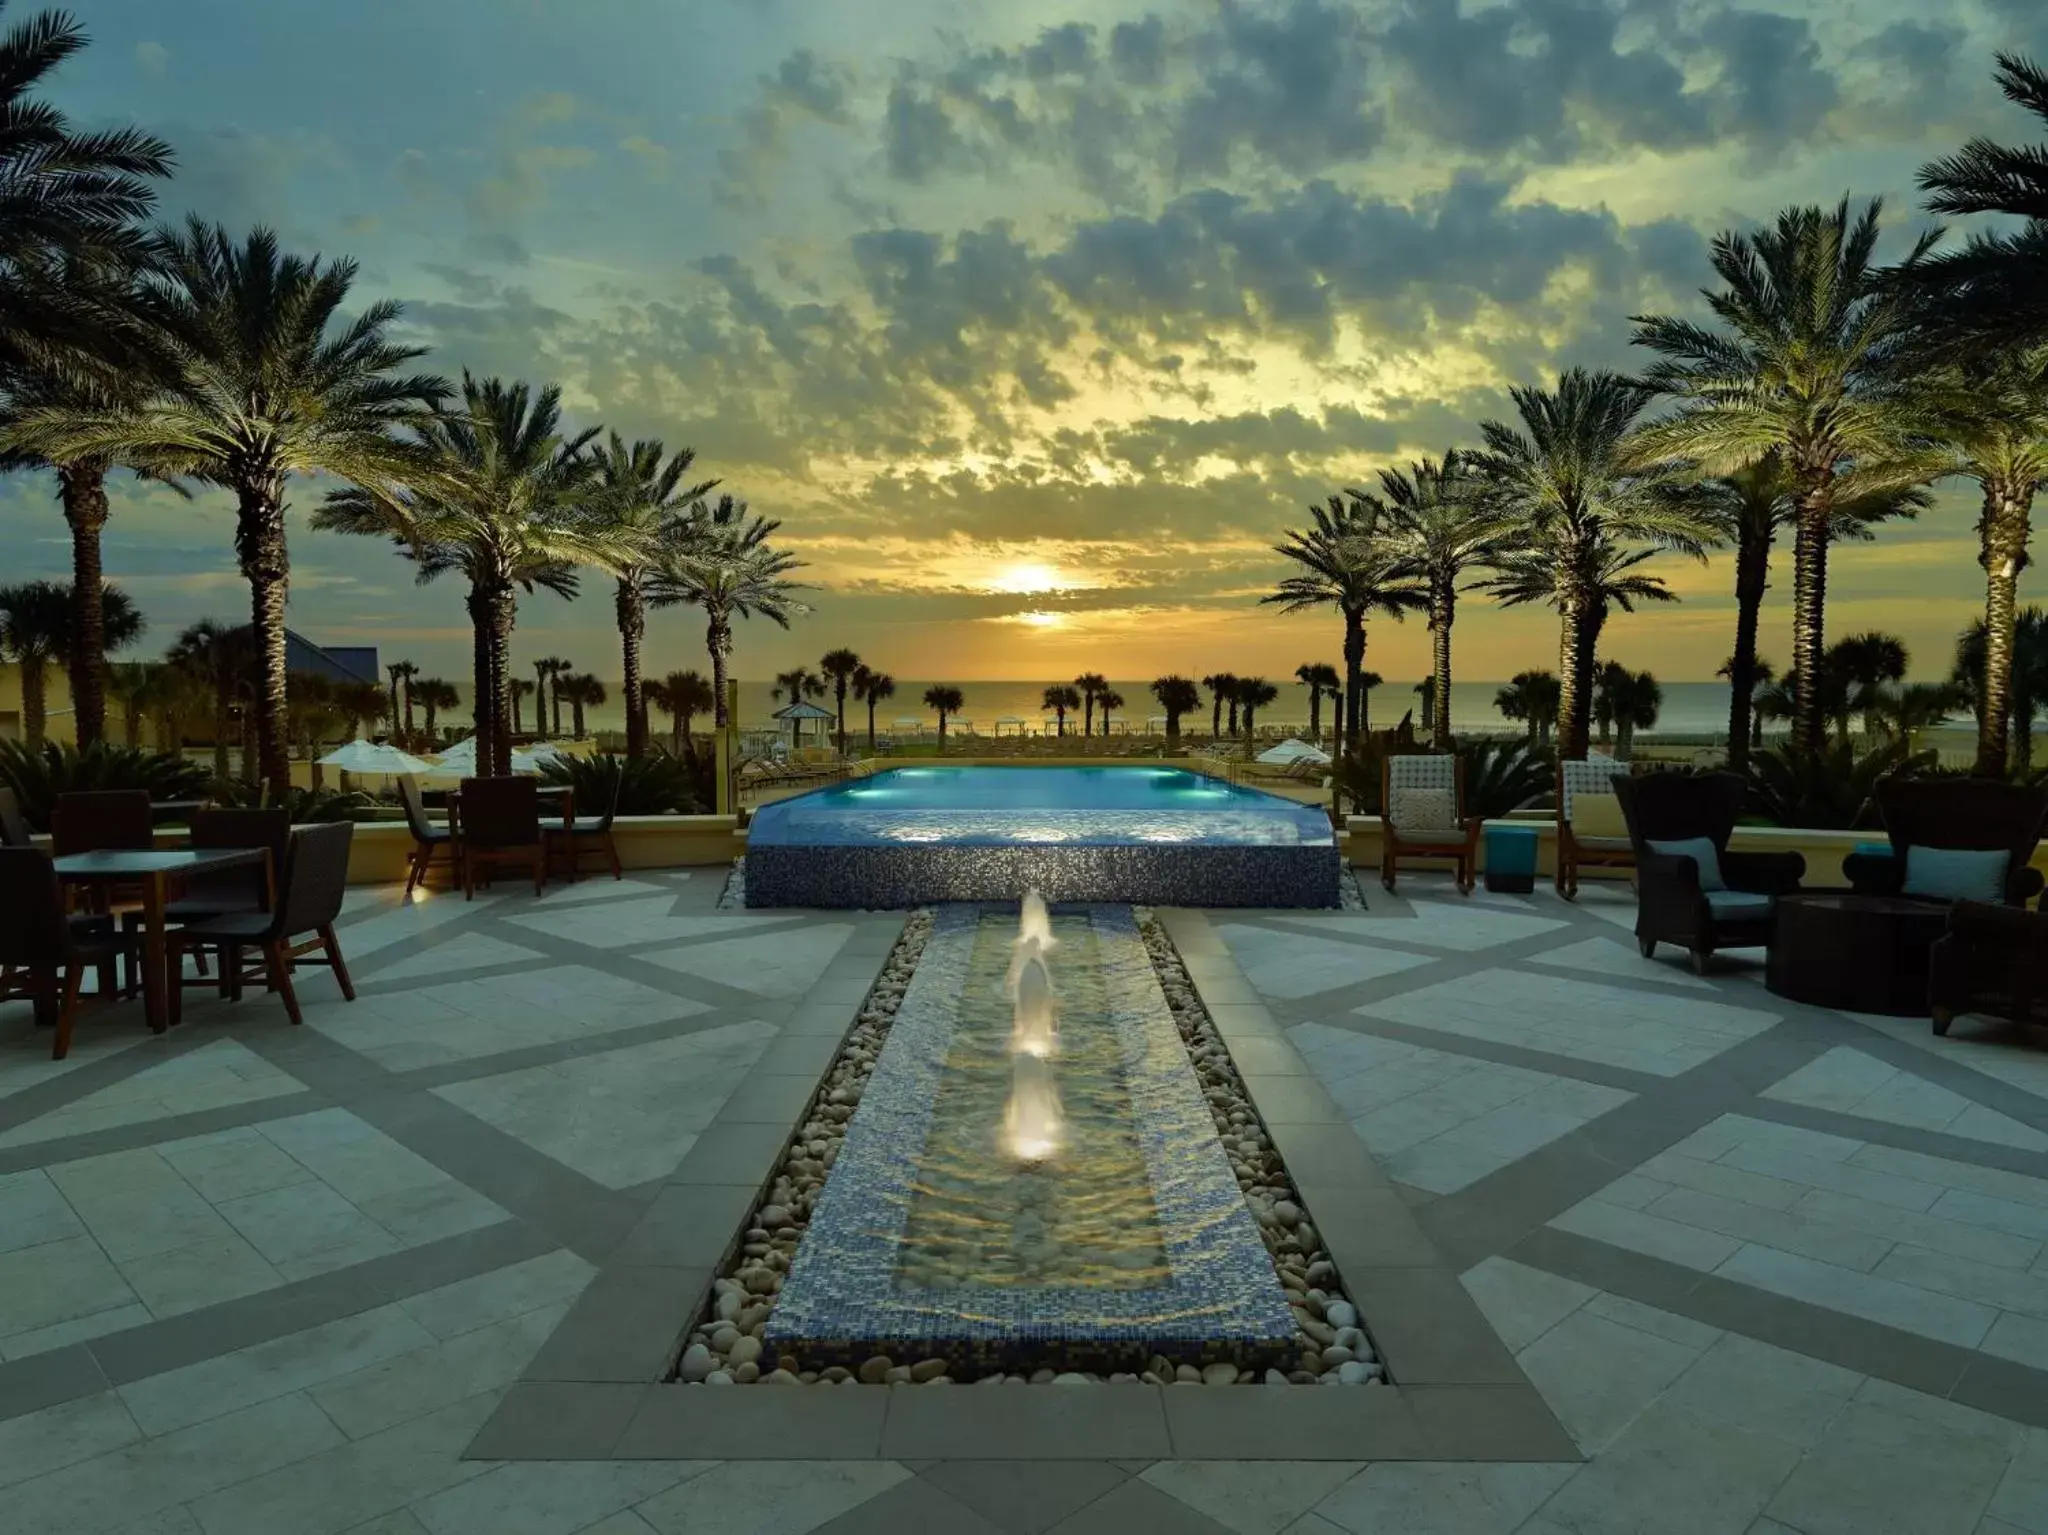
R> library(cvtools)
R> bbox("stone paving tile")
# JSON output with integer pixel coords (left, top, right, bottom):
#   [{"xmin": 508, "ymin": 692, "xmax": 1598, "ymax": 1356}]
[
  {"xmin": 631, "ymin": 1461, "xmax": 911, "ymax": 1535},
  {"xmin": 1141, "ymin": 1461, "xmax": 1362, "ymax": 1535},
  {"xmin": 1216, "ymin": 925, "xmax": 1432, "ymax": 999},
  {"xmin": 0, "ymin": 1040, "xmax": 301, "ymax": 1151},
  {"xmin": 1310, "ymin": 1462, "xmax": 1575, "ymax": 1534}
]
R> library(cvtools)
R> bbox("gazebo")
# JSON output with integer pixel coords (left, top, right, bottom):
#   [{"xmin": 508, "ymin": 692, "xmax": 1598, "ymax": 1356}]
[
  {"xmin": 993, "ymin": 715, "xmax": 1027, "ymax": 737},
  {"xmin": 773, "ymin": 699, "xmax": 837, "ymax": 751}
]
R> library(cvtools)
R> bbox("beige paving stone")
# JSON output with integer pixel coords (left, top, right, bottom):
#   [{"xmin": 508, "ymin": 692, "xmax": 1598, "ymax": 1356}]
[
  {"xmin": 1142, "ymin": 1460, "xmax": 1365, "ymax": 1535},
  {"xmin": 1312, "ymin": 1463, "xmax": 1576, "ymax": 1535},
  {"xmin": 633, "ymin": 1462, "xmax": 911, "ymax": 1535}
]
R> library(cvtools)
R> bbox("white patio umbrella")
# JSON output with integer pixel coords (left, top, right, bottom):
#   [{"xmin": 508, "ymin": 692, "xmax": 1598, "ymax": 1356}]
[
  {"xmin": 1256, "ymin": 738, "xmax": 1331, "ymax": 765},
  {"xmin": 434, "ymin": 736, "xmax": 553, "ymax": 775},
  {"xmin": 317, "ymin": 740, "xmax": 433, "ymax": 775}
]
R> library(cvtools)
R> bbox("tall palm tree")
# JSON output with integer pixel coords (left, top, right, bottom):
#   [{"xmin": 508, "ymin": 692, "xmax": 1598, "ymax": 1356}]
[
  {"xmin": 1594, "ymin": 663, "xmax": 1662, "ymax": 759},
  {"xmin": 1040, "ymin": 683, "xmax": 1080, "ymax": 735},
  {"xmin": 854, "ymin": 667, "xmax": 895, "ymax": 750},
  {"xmin": 1152, "ymin": 675, "xmax": 1201, "ymax": 744},
  {"xmin": 1468, "ymin": 370, "xmax": 1713, "ymax": 760},
  {"xmin": 313, "ymin": 375, "xmax": 610, "ymax": 777},
  {"xmin": 1920, "ymin": 349, "xmax": 2048, "ymax": 774},
  {"xmin": 819, "ymin": 648, "xmax": 863, "ymax": 753},
  {"xmin": 1828, "ymin": 632, "xmax": 1909, "ymax": 745},
  {"xmin": 1955, "ymin": 608, "xmax": 2048, "ymax": 771},
  {"xmin": 649, "ymin": 495, "xmax": 807, "ymax": 728},
  {"xmin": 557, "ymin": 672, "xmax": 604, "ymax": 739},
  {"xmin": 1072, "ymin": 672, "xmax": 1107, "ymax": 736},
  {"xmin": 1264, "ymin": 493, "xmax": 1427, "ymax": 771},
  {"xmin": 923, "ymin": 684, "xmax": 964, "ymax": 747},
  {"xmin": 1719, "ymin": 654, "xmax": 1779, "ymax": 751},
  {"xmin": 386, "ymin": 659, "xmax": 416, "ymax": 740},
  {"xmin": 532, "ymin": 656, "xmax": 566, "ymax": 738},
  {"xmin": 1201, "ymin": 671, "xmax": 1237, "ymax": 739},
  {"xmin": 168, "ymin": 618, "xmax": 247, "ymax": 780},
  {"xmin": 1237, "ymin": 676, "xmax": 1278, "ymax": 735},
  {"xmin": 1293, "ymin": 662, "xmax": 1340, "ymax": 740},
  {"xmin": 649, "ymin": 668, "xmax": 714, "ymax": 753},
  {"xmin": 412, "ymin": 676, "xmax": 457, "ymax": 742},
  {"xmin": 0, "ymin": 577, "xmax": 139, "ymax": 744},
  {"xmin": 1494, "ymin": 670, "xmax": 1561, "ymax": 746},
  {"xmin": 1630, "ymin": 199, "xmax": 1940, "ymax": 754},
  {"xmin": 586, "ymin": 433, "xmax": 716, "ymax": 758},
  {"xmin": 1914, "ymin": 54, "xmax": 2048, "ymax": 353},
  {"xmin": 2, "ymin": 221, "xmax": 447, "ymax": 796},
  {"xmin": 333, "ymin": 680, "xmax": 385, "ymax": 743},
  {"xmin": 1379, "ymin": 449, "xmax": 1500, "ymax": 747},
  {"xmin": 0, "ymin": 5, "xmax": 174, "ymax": 376},
  {"xmin": 1098, "ymin": 688, "xmax": 1124, "ymax": 734},
  {"xmin": 509, "ymin": 676, "xmax": 534, "ymax": 737}
]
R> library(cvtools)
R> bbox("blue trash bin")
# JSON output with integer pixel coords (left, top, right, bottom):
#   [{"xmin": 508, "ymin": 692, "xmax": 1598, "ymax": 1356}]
[{"xmin": 1484, "ymin": 824, "xmax": 1540, "ymax": 894}]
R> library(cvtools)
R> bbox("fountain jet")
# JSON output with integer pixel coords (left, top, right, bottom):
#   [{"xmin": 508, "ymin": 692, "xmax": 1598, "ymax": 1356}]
[
  {"xmin": 1003, "ymin": 889, "xmax": 1065, "ymax": 1159},
  {"xmin": 1003, "ymin": 1052, "xmax": 1064, "ymax": 1162}
]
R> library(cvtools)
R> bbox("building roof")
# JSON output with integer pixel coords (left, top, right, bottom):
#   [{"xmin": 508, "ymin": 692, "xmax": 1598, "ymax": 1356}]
[
  {"xmin": 772, "ymin": 700, "xmax": 836, "ymax": 721},
  {"xmin": 283, "ymin": 630, "xmax": 379, "ymax": 686}
]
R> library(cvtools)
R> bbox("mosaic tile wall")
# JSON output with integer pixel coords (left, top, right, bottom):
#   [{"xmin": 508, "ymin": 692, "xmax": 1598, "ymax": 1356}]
[{"xmin": 766, "ymin": 904, "xmax": 1298, "ymax": 1369}]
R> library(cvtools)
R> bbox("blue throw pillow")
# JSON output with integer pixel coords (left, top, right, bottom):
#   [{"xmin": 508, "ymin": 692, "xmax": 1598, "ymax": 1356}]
[
  {"xmin": 1647, "ymin": 836, "xmax": 1725, "ymax": 891},
  {"xmin": 1902, "ymin": 846, "xmax": 2008, "ymax": 903}
]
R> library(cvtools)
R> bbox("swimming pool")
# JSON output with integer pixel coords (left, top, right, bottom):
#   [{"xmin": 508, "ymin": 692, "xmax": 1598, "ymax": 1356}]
[{"xmin": 745, "ymin": 765, "xmax": 1338, "ymax": 907}]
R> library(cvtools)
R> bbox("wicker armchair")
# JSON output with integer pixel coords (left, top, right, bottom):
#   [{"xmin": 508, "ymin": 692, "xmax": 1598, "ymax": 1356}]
[
  {"xmin": 1930, "ymin": 900, "xmax": 2048, "ymax": 1037},
  {"xmin": 1844, "ymin": 780, "xmax": 2047, "ymax": 908},
  {"xmin": 1556, "ymin": 756, "xmax": 1631, "ymax": 899},
  {"xmin": 1615, "ymin": 772, "xmax": 1806, "ymax": 974},
  {"xmin": 1380, "ymin": 753, "xmax": 1482, "ymax": 894}
]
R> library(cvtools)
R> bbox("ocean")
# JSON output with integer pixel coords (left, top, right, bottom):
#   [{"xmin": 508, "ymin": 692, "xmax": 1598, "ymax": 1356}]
[{"xmin": 504, "ymin": 679, "xmax": 1743, "ymax": 740}]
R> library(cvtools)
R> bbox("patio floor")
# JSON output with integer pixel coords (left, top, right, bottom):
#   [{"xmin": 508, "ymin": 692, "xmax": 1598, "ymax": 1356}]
[{"xmin": 0, "ymin": 870, "xmax": 2044, "ymax": 1533}]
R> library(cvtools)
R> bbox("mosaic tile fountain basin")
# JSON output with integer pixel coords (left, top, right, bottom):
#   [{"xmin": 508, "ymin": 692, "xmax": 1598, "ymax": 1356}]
[
  {"xmin": 765, "ymin": 904, "xmax": 1299, "ymax": 1369},
  {"xmin": 745, "ymin": 767, "xmax": 1339, "ymax": 908}
]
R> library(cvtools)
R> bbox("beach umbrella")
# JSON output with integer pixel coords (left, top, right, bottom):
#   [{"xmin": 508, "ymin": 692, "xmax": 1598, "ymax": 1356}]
[
  {"xmin": 318, "ymin": 740, "xmax": 433, "ymax": 774},
  {"xmin": 1257, "ymin": 738, "xmax": 1331, "ymax": 765}
]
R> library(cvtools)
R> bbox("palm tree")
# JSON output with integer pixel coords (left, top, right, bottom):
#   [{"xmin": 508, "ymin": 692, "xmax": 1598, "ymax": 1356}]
[
  {"xmin": 168, "ymin": 619, "xmax": 247, "ymax": 780},
  {"xmin": 509, "ymin": 676, "xmax": 534, "ymax": 737},
  {"xmin": 1072, "ymin": 672, "xmax": 1107, "ymax": 736},
  {"xmin": 1098, "ymin": 688, "xmax": 1124, "ymax": 734},
  {"xmin": 413, "ymin": 677, "xmax": 457, "ymax": 742},
  {"xmin": 386, "ymin": 660, "xmax": 416, "ymax": 741},
  {"xmin": 557, "ymin": 672, "xmax": 604, "ymax": 739},
  {"xmin": 0, "ymin": 6, "xmax": 174, "ymax": 377},
  {"xmin": 1914, "ymin": 54, "xmax": 2048, "ymax": 353},
  {"xmin": 1955, "ymin": 608, "xmax": 2048, "ymax": 770},
  {"xmin": 1630, "ymin": 199, "xmax": 1940, "ymax": 754},
  {"xmin": 1719, "ymin": 654, "xmax": 1779, "ymax": 751},
  {"xmin": 1379, "ymin": 449, "xmax": 1500, "ymax": 747},
  {"xmin": 773, "ymin": 665, "xmax": 825, "ymax": 749},
  {"xmin": 314, "ymin": 375, "xmax": 610, "ymax": 777},
  {"xmin": 1918, "ymin": 350, "xmax": 2048, "ymax": 774},
  {"xmin": 1151, "ymin": 675, "xmax": 1201, "ymax": 744},
  {"xmin": 1237, "ymin": 677, "xmax": 1278, "ymax": 735},
  {"xmin": 1828, "ymin": 632, "xmax": 1910, "ymax": 745},
  {"xmin": 648, "ymin": 494, "xmax": 807, "ymax": 728},
  {"xmin": 1754, "ymin": 670, "xmax": 1798, "ymax": 745},
  {"xmin": 854, "ymin": 667, "xmax": 895, "ymax": 749},
  {"xmin": 0, "ymin": 578, "xmax": 138, "ymax": 744},
  {"xmin": 288, "ymin": 672, "xmax": 352, "ymax": 787},
  {"xmin": 138, "ymin": 659, "xmax": 204, "ymax": 755},
  {"xmin": 923, "ymin": 684, "xmax": 964, "ymax": 747},
  {"xmin": 1495, "ymin": 670, "xmax": 1561, "ymax": 747},
  {"xmin": 1041, "ymin": 683, "xmax": 1080, "ymax": 735},
  {"xmin": 1468, "ymin": 370, "xmax": 1713, "ymax": 760},
  {"xmin": 1870, "ymin": 682, "xmax": 1961, "ymax": 746},
  {"xmin": 2, "ymin": 221, "xmax": 448, "ymax": 796},
  {"xmin": 104, "ymin": 660, "xmax": 151, "ymax": 748},
  {"xmin": 648, "ymin": 669, "xmax": 714, "ymax": 753},
  {"xmin": 1264, "ymin": 493, "xmax": 1427, "ymax": 771},
  {"xmin": 531, "ymin": 657, "xmax": 565, "ymax": 738},
  {"xmin": 333, "ymin": 680, "xmax": 385, "ymax": 744},
  {"xmin": 1294, "ymin": 662, "xmax": 1340, "ymax": 741},
  {"xmin": 586, "ymin": 433, "xmax": 716, "ymax": 758},
  {"xmin": 819, "ymin": 648, "xmax": 863, "ymax": 753},
  {"xmin": 1202, "ymin": 672, "xmax": 1237, "ymax": 739},
  {"xmin": 1594, "ymin": 663, "xmax": 1663, "ymax": 759}
]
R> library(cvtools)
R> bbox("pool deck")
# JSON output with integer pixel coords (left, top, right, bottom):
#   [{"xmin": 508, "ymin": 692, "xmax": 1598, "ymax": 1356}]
[{"xmin": 0, "ymin": 871, "xmax": 2045, "ymax": 1533}]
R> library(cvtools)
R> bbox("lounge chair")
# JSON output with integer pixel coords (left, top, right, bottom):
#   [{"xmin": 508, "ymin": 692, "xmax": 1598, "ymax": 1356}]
[
  {"xmin": 1615, "ymin": 772, "xmax": 1805, "ymax": 974},
  {"xmin": 1381, "ymin": 752, "xmax": 1482, "ymax": 894}
]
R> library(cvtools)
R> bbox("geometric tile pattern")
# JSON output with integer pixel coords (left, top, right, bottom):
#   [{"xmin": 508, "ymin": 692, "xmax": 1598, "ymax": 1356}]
[{"xmin": 0, "ymin": 865, "xmax": 2046, "ymax": 1533}]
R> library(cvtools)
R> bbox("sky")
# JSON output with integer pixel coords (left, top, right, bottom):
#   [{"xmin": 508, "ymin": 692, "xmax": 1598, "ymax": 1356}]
[{"xmin": 20, "ymin": 0, "xmax": 2048, "ymax": 687}]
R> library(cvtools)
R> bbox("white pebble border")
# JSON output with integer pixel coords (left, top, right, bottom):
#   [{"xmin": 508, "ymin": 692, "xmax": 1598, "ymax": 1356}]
[{"xmin": 675, "ymin": 905, "xmax": 1383, "ymax": 1388}]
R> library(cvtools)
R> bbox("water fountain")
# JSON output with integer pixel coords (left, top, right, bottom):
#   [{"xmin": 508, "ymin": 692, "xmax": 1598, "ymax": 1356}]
[{"xmin": 1003, "ymin": 889, "xmax": 1063, "ymax": 1157}]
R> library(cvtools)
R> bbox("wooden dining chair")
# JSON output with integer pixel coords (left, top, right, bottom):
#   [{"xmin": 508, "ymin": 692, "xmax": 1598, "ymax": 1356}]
[
  {"xmin": 458, "ymin": 777, "xmax": 548, "ymax": 897},
  {"xmin": 168, "ymin": 823, "xmax": 356, "ymax": 1028},
  {"xmin": 0, "ymin": 848, "xmax": 142, "ymax": 1058},
  {"xmin": 397, "ymin": 775, "xmax": 461, "ymax": 899},
  {"xmin": 134, "ymin": 808, "xmax": 290, "ymax": 988},
  {"xmin": 552, "ymin": 772, "xmax": 622, "ymax": 883}
]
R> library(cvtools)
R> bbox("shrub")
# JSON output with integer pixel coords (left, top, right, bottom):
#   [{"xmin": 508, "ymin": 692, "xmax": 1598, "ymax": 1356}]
[
  {"xmin": 211, "ymin": 781, "xmax": 375, "ymax": 822},
  {"xmin": 1744, "ymin": 739, "xmax": 1935, "ymax": 830},
  {"xmin": 0, "ymin": 739, "xmax": 213, "ymax": 831},
  {"xmin": 1460, "ymin": 737, "xmax": 1555, "ymax": 819},
  {"xmin": 539, "ymin": 749, "xmax": 706, "ymax": 815}
]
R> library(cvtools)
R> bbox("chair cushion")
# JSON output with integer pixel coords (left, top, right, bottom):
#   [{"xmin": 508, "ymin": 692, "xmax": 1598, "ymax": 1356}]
[
  {"xmin": 1573, "ymin": 835, "xmax": 1634, "ymax": 854},
  {"xmin": 1570, "ymin": 794, "xmax": 1629, "ymax": 839},
  {"xmin": 1390, "ymin": 787, "xmax": 1458, "ymax": 833},
  {"xmin": 1648, "ymin": 836, "xmax": 1726, "ymax": 892},
  {"xmin": 1903, "ymin": 847, "xmax": 2008, "ymax": 904},
  {"xmin": 1704, "ymin": 889, "xmax": 1773, "ymax": 919}
]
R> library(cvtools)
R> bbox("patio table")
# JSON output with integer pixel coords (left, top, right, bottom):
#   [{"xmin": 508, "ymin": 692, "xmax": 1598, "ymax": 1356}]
[{"xmin": 55, "ymin": 847, "xmax": 267, "ymax": 1033}]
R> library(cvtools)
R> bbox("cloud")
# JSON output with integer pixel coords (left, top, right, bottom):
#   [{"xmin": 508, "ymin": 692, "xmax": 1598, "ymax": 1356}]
[
  {"xmin": 1175, "ymin": 0, "xmax": 1384, "ymax": 176},
  {"xmin": 134, "ymin": 40, "xmax": 169, "ymax": 75}
]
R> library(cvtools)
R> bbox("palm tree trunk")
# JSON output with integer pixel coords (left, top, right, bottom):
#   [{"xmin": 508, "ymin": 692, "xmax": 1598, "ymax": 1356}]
[
  {"xmin": 835, "ymin": 683, "xmax": 848, "ymax": 755},
  {"xmin": 1726, "ymin": 523, "xmax": 1769, "ymax": 773},
  {"xmin": 511, "ymin": 688, "xmax": 522, "ymax": 737},
  {"xmin": 19, "ymin": 659, "xmax": 46, "ymax": 745},
  {"xmin": 58, "ymin": 460, "xmax": 112, "ymax": 749},
  {"xmin": 1557, "ymin": 598, "xmax": 1589, "ymax": 762},
  {"xmin": 1789, "ymin": 480, "xmax": 1833, "ymax": 755},
  {"xmin": 489, "ymin": 587, "xmax": 516, "ymax": 777},
  {"xmin": 617, "ymin": 576, "xmax": 647, "ymax": 758},
  {"xmin": 938, "ymin": 712, "xmax": 948, "ymax": 747},
  {"xmin": 867, "ymin": 699, "xmax": 877, "ymax": 751},
  {"xmin": 238, "ymin": 487, "xmax": 294, "ymax": 801},
  {"xmin": 467, "ymin": 588, "xmax": 493, "ymax": 771},
  {"xmin": 1975, "ymin": 485, "xmax": 2031, "ymax": 777},
  {"xmin": 388, "ymin": 675, "xmax": 401, "ymax": 736},
  {"xmin": 707, "ymin": 618, "xmax": 732, "ymax": 727},
  {"xmin": 1342, "ymin": 608, "xmax": 1367, "ymax": 748},
  {"xmin": 1431, "ymin": 585, "xmax": 1455, "ymax": 750},
  {"xmin": 212, "ymin": 682, "xmax": 232, "ymax": 782},
  {"xmin": 1210, "ymin": 693, "xmax": 1222, "ymax": 739},
  {"xmin": 1307, "ymin": 690, "xmax": 1322, "ymax": 739}
]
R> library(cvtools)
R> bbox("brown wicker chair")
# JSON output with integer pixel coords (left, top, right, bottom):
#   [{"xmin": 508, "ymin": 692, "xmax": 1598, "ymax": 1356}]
[
  {"xmin": 457, "ymin": 777, "xmax": 548, "ymax": 897},
  {"xmin": 1844, "ymin": 780, "xmax": 2047, "ymax": 908},
  {"xmin": 1930, "ymin": 900, "xmax": 2048, "ymax": 1037},
  {"xmin": 1615, "ymin": 772, "xmax": 1806, "ymax": 974},
  {"xmin": 169, "ymin": 823, "xmax": 356, "ymax": 1028},
  {"xmin": 398, "ymin": 774, "xmax": 461, "ymax": 899},
  {"xmin": 1380, "ymin": 753, "xmax": 1482, "ymax": 894},
  {"xmin": 0, "ymin": 848, "xmax": 143, "ymax": 1058}
]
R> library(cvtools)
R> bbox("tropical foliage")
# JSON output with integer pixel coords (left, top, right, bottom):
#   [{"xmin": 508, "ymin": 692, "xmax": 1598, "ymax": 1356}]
[
  {"xmin": 538, "ymin": 748, "xmax": 704, "ymax": 815},
  {"xmin": 0, "ymin": 738, "xmax": 209, "ymax": 829}
]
